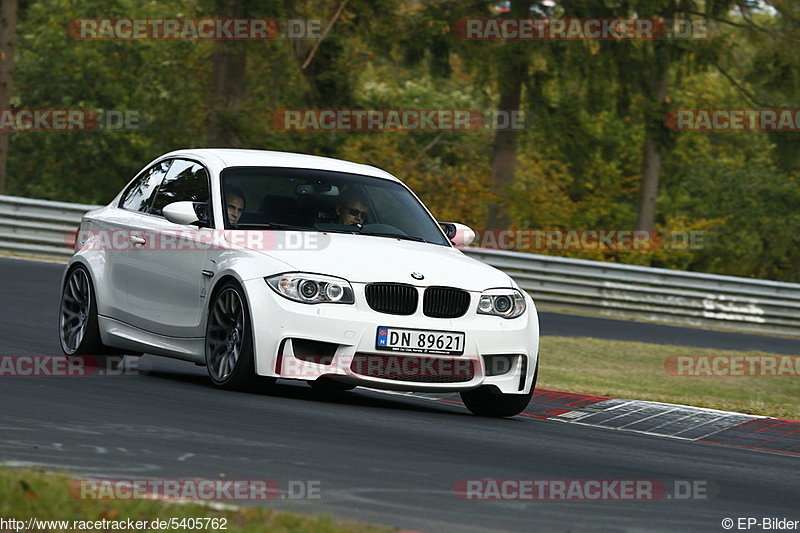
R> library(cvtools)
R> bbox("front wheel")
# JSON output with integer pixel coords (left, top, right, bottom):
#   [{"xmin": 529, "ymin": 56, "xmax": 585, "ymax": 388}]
[
  {"xmin": 460, "ymin": 362, "xmax": 538, "ymax": 417},
  {"xmin": 205, "ymin": 281, "xmax": 274, "ymax": 391}
]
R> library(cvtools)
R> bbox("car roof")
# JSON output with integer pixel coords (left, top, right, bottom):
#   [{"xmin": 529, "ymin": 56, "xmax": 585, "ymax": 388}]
[{"xmin": 160, "ymin": 148, "xmax": 400, "ymax": 183}]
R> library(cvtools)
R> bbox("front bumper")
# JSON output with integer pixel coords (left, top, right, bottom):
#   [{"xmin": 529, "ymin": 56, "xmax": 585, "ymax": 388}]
[{"xmin": 245, "ymin": 279, "xmax": 539, "ymax": 394}]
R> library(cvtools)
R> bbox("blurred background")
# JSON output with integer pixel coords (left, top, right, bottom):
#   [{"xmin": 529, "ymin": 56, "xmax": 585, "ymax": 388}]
[{"xmin": 0, "ymin": 0, "xmax": 798, "ymax": 280}]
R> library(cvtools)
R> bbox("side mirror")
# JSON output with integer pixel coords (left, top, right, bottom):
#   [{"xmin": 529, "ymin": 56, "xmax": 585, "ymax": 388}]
[
  {"xmin": 163, "ymin": 201, "xmax": 205, "ymax": 226},
  {"xmin": 440, "ymin": 222, "xmax": 476, "ymax": 247}
]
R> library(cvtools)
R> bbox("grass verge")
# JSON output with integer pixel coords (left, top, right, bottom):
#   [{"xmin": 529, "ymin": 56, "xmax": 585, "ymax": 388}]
[
  {"xmin": 0, "ymin": 467, "xmax": 391, "ymax": 533},
  {"xmin": 538, "ymin": 336, "xmax": 800, "ymax": 420}
]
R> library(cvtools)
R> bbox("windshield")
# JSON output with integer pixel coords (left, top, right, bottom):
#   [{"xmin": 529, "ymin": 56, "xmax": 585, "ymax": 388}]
[{"xmin": 220, "ymin": 167, "xmax": 450, "ymax": 246}]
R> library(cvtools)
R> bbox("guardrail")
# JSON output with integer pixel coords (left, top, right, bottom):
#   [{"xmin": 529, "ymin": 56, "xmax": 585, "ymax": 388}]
[
  {"xmin": 0, "ymin": 195, "xmax": 96, "ymax": 259},
  {"xmin": 2, "ymin": 194, "xmax": 799, "ymax": 337},
  {"xmin": 463, "ymin": 249, "xmax": 800, "ymax": 337}
]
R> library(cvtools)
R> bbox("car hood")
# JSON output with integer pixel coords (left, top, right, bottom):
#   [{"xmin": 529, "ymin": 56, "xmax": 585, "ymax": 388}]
[{"xmin": 229, "ymin": 231, "xmax": 514, "ymax": 291}]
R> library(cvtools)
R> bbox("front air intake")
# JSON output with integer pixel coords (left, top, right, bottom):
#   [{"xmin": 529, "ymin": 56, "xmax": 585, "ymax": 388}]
[{"xmin": 350, "ymin": 353, "xmax": 474, "ymax": 383}]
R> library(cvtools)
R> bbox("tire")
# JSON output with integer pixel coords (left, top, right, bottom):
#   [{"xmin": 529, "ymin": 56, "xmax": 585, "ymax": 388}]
[
  {"xmin": 308, "ymin": 377, "xmax": 356, "ymax": 392},
  {"xmin": 460, "ymin": 361, "xmax": 538, "ymax": 417},
  {"xmin": 58, "ymin": 264, "xmax": 122, "ymax": 368},
  {"xmin": 205, "ymin": 281, "xmax": 274, "ymax": 391}
]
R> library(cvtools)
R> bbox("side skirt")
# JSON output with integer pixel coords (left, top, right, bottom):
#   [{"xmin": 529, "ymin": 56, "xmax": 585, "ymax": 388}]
[{"xmin": 98, "ymin": 316, "xmax": 205, "ymax": 364}]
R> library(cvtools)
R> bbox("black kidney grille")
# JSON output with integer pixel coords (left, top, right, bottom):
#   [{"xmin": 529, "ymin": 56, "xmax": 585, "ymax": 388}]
[
  {"xmin": 423, "ymin": 287, "xmax": 471, "ymax": 318},
  {"xmin": 365, "ymin": 283, "xmax": 418, "ymax": 315}
]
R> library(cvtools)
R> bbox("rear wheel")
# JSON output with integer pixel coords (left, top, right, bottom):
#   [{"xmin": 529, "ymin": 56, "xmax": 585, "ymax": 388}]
[
  {"xmin": 58, "ymin": 265, "xmax": 122, "ymax": 368},
  {"xmin": 205, "ymin": 281, "xmax": 274, "ymax": 391},
  {"xmin": 460, "ymin": 362, "xmax": 538, "ymax": 417}
]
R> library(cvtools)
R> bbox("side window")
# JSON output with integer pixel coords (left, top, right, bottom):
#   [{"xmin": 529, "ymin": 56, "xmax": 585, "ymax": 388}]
[
  {"xmin": 150, "ymin": 159, "xmax": 211, "ymax": 217},
  {"xmin": 119, "ymin": 160, "xmax": 172, "ymax": 213}
]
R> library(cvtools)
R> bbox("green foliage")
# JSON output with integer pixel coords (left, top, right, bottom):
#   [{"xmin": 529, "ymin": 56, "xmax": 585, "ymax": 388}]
[
  {"xmin": 6, "ymin": 0, "xmax": 800, "ymax": 280},
  {"xmin": 10, "ymin": 0, "xmax": 209, "ymax": 203}
]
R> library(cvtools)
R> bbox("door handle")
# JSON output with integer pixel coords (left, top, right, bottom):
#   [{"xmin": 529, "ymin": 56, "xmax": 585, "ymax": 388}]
[{"xmin": 130, "ymin": 234, "xmax": 146, "ymax": 246}]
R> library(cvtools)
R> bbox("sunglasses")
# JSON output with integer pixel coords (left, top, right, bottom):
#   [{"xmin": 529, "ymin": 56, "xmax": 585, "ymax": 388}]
[{"xmin": 345, "ymin": 207, "xmax": 368, "ymax": 218}]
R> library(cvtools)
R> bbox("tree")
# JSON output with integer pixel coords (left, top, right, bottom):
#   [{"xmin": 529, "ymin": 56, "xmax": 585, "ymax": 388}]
[
  {"xmin": 0, "ymin": 0, "xmax": 18, "ymax": 195},
  {"xmin": 206, "ymin": 0, "xmax": 249, "ymax": 147},
  {"xmin": 485, "ymin": 0, "xmax": 533, "ymax": 230},
  {"xmin": 621, "ymin": 1, "xmax": 731, "ymax": 231}
]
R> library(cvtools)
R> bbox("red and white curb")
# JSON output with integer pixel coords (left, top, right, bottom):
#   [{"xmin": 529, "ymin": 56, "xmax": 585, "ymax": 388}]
[
  {"xmin": 374, "ymin": 388, "xmax": 800, "ymax": 457},
  {"xmin": 527, "ymin": 389, "xmax": 800, "ymax": 456}
]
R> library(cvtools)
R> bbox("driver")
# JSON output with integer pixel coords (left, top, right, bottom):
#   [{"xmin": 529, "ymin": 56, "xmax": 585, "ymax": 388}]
[{"xmin": 336, "ymin": 189, "xmax": 369, "ymax": 226}]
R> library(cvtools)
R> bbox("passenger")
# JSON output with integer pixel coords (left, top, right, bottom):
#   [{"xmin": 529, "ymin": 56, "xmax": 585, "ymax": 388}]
[{"xmin": 225, "ymin": 186, "xmax": 246, "ymax": 225}]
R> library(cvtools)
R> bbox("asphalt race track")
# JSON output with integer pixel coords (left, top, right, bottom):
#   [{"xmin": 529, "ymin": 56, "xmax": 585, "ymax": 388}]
[{"xmin": 1, "ymin": 256, "xmax": 798, "ymax": 532}]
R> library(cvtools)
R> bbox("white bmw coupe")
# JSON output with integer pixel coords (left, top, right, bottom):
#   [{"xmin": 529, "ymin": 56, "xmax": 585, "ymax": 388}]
[{"xmin": 59, "ymin": 149, "xmax": 539, "ymax": 416}]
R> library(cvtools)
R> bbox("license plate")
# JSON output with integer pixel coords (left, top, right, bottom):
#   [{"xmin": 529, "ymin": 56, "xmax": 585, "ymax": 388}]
[{"xmin": 375, "ymin": 326, "xmax": 465, "ymax": 355}]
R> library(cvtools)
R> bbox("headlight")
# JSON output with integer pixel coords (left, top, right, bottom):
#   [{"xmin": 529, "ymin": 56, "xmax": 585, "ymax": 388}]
[
  {"xmin": 266, "ymin": 273, "xmax": 354, "ymax": 304},
  {"xmin": 477, "ymin": 288, "xmax": 526, "ymax": 319}
]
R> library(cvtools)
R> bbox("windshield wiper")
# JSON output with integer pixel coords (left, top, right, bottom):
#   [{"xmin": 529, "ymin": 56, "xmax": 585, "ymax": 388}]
[
  {"xmin": 318, "ymin": 227, "xmax": 360, "ymax": 235},
  {"xmin": 358, "ymin": 231, "xmax": 426, "ymax": 243},
  {"xmin": 229, "ymin": 223, "xmax": 314, "ymax": 231}
]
